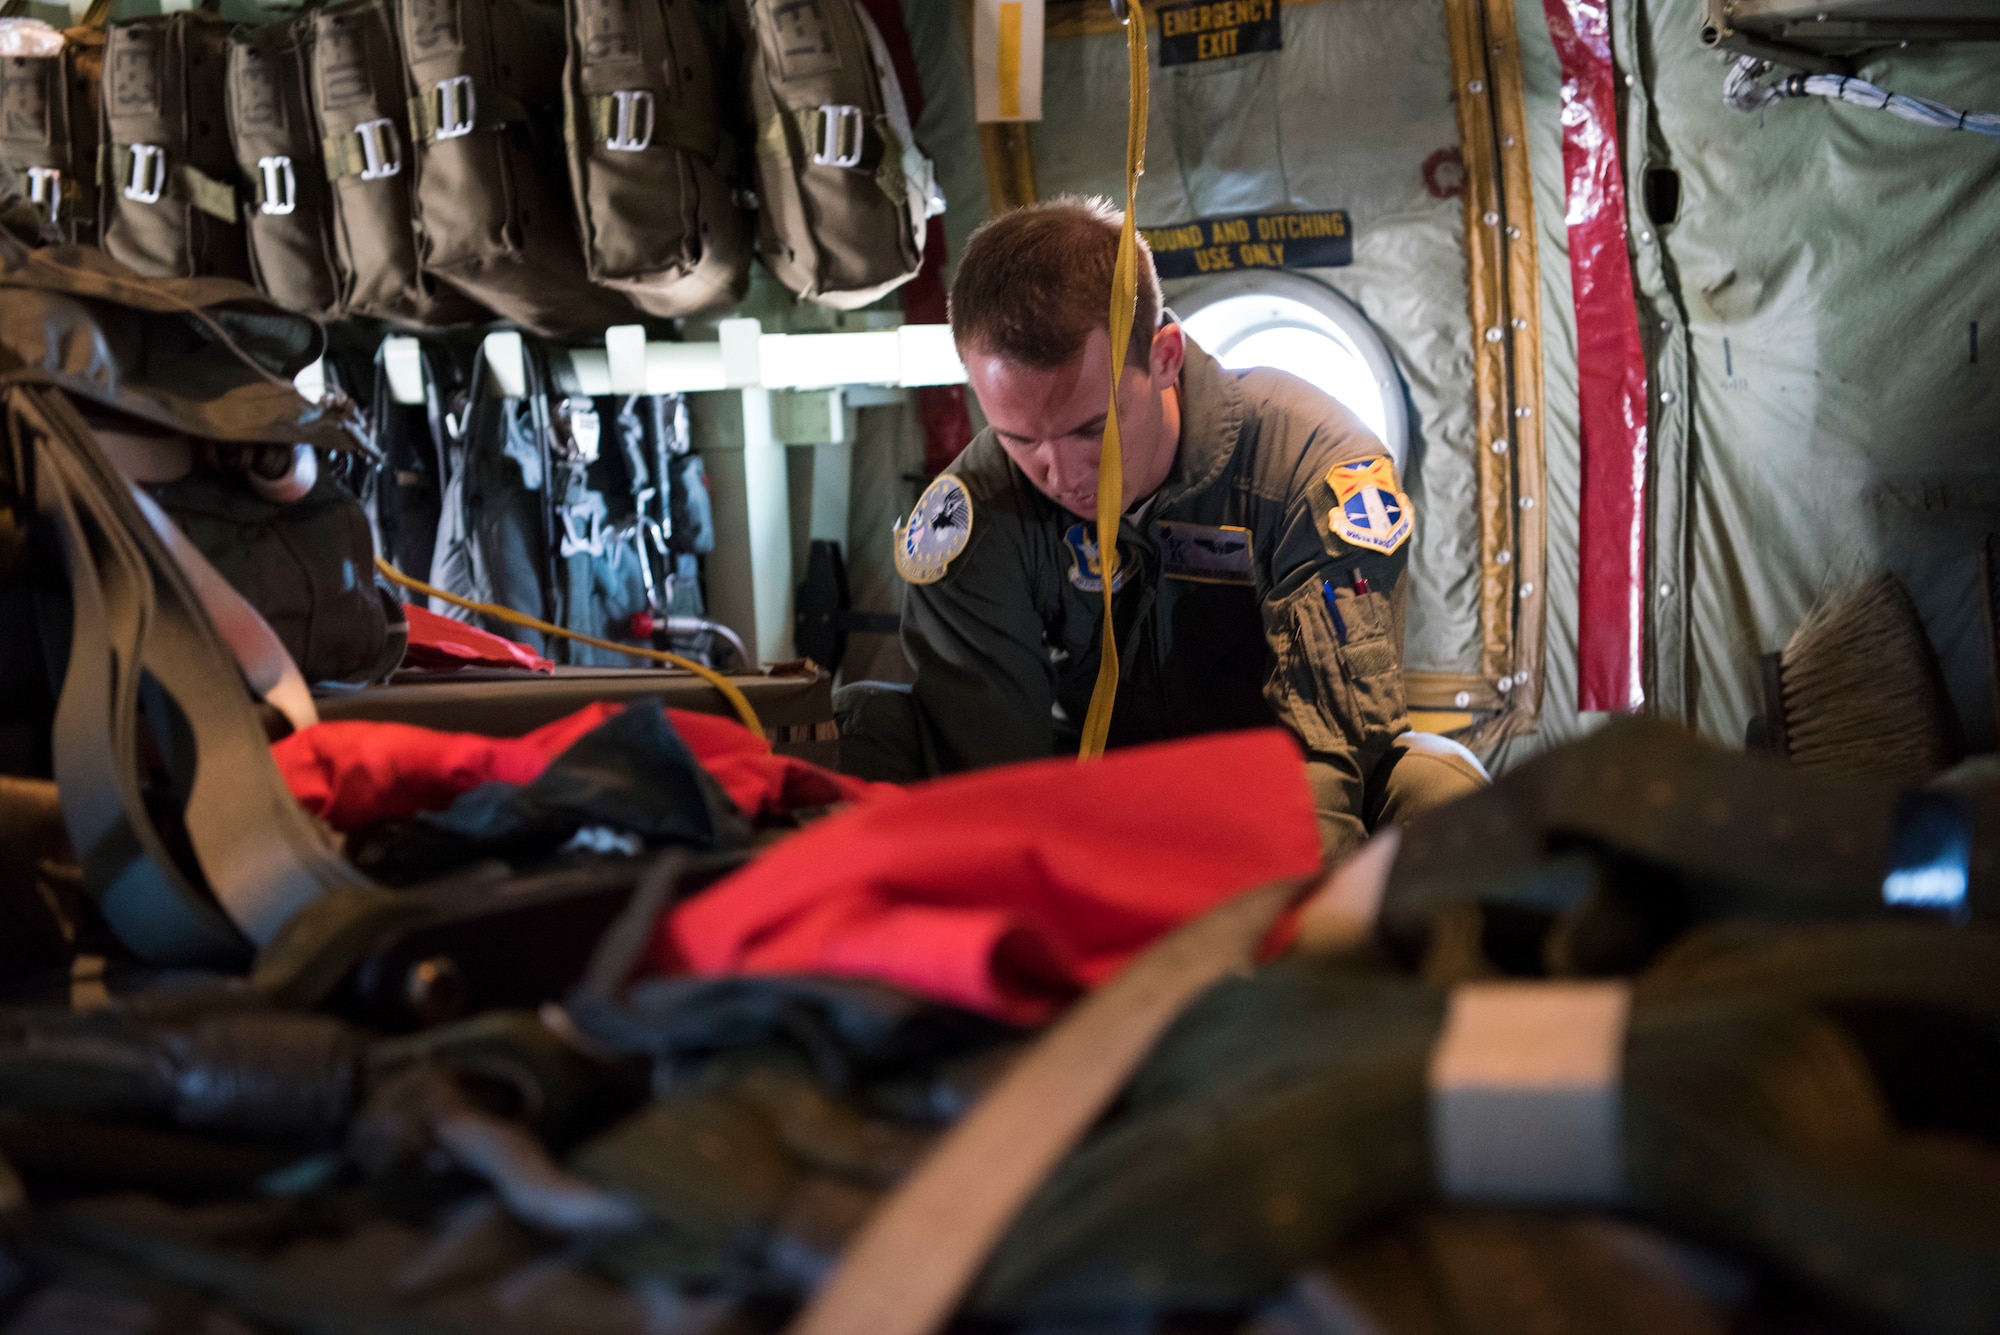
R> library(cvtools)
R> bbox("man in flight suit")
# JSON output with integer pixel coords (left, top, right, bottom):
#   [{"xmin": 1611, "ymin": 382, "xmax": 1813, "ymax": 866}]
[{"xmin": 837, "ymin": 198, "xmax": 1486, "ymax": 857}]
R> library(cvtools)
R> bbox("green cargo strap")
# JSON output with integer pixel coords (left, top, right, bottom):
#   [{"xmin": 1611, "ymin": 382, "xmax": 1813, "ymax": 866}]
[
  {"xmin": 320, "ymin": 125, "xmax": 400, "ymax": 183},
  {"xmin": 575, "ymin": 92, "xmax": 724, "ymax": 164},
  {"xmin": 406, "ymin": 83, "xmax": 528, "ymax": 145},
  {"xmin": 106, "ymin": 144, "xmax": 240, "ymax": 222},
  {"xmin": 757, "ymin": 105, "xmax": 908, "ymax": 208}
]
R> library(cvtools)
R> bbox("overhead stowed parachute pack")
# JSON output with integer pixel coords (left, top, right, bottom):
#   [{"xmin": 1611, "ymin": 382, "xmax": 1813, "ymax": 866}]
[
  {"xmin": 396, "ymin": 0, "xmax": 636, "ymax": 336},
  {"xmin": 225, "ymin": 20, "xmax": 342, "ymax": 319},
  {"xmin": 98, "ymin": 8, "xmax": 251, "ymax": 282},
  {"xmin": 0, "ymin": 2, "xmax": 109, "ymax": 246},
  {"xmin": 742, "ymin": 0, "xmax": 938, "ymax": 310},
  {"xmin": 306, "ymin": 0, "xmax": 485, "ymax": 326},
  {"xmin": 560, "ymin": 0, "xmax": 749, "ymax": 317}
]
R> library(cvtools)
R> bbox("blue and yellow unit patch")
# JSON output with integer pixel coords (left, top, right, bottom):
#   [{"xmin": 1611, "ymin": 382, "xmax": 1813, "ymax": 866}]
[
  {"xmin": 1064, "ymin": 523, "xmax": 1132, "ymax": 593},
  {"xmin": 895, "ymin": 475, "xmax": 974, "ymax": 585},
  {"xmin": 1324, "ymin": 457, "xmax": 1412, "ymax": 555}
]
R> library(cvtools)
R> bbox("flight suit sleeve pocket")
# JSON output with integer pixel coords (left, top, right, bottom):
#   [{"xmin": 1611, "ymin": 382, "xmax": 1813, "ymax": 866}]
[
  {"xmin": 1267, "ymin": 580, "xmax": 1355, "ymax": 755},
  {"xmin": 1264, "ymin": 580, "xmax": 1407, "ymax": 758},
  {"xmin": 1333, "ymin": 585, "xmax": 1409, "ymax": 741}
]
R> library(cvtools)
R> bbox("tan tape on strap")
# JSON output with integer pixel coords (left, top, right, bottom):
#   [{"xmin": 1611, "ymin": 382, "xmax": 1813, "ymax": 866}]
[
  {"xmin": 1428, "ymin": 980, "xmax": 1630, "ymax": 1203},
  {"xmin": 107, "ymin": 145, "xmax": 240, "ymax": 222}
]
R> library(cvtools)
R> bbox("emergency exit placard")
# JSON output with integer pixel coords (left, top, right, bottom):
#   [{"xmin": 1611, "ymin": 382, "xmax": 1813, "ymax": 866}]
[
  {"xmin": 1144, "ymin": 210, "xmax": 1352, "ymax": 278},
  {"xmin": 1157, "ymin": 0, "xmax": 1282, "ymax": 65}
]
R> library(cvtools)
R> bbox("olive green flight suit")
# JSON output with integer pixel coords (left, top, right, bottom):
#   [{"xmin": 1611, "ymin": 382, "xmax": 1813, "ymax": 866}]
[{"xmin": 841, "ymin": 338, "xmax": 1478, "ymax": 856}]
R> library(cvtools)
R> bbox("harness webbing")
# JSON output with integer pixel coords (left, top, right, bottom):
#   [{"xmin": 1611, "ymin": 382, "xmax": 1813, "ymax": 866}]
[{"xmin": 1077, "ymin": 0, "xmax": 1150, "ymax": 761}]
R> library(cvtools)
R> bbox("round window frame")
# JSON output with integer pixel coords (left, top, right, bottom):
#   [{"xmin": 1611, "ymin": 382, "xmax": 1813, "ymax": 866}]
[{"xmin": 1171, "ymin": 271, "xmax": 1411, "ymax": 474}]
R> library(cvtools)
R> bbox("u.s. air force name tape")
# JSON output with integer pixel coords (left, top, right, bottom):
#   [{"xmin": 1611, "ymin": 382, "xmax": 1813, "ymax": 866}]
[{"xmin": 1427, "ymin": 980, "xmax": 1632, "ymax": 1204}]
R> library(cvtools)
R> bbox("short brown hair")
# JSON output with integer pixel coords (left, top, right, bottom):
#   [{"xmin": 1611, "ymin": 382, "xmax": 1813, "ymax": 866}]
[{"xmin": 948, "ymin": 196, "xmax": 1162, "ymax": 371}]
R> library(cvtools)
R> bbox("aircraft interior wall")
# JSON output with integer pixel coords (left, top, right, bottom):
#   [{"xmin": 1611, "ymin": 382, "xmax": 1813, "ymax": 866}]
[{"xmin": 904, "ymin": 0, "xmax": 2000, "ymax": 763}]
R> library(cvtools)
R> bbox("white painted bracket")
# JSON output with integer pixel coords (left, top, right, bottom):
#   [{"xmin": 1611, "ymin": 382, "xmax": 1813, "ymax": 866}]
[
  {"xmin": 382, "ymin": 336, "xmax": 426, "ymax": 406},
  {"xmin": 605, "ymin": 324, "xmax": 649, "ymax": 395},
  {"xmin": 482, "ymin": 330, "xmax": 529, "ymax": 400},
  {"xmin": 381, "ymin": 323, "xmax": 965, "ymax": 406},
  {"xmin": 771, "ymin": 389, "xmax": 847, "ymax": 445}
]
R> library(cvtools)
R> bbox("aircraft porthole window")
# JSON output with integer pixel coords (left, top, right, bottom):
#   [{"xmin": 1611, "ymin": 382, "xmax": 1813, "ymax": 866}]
[{"xmin": 1174, "ymin": 272, "xmax": 1411, "ymax": 475}]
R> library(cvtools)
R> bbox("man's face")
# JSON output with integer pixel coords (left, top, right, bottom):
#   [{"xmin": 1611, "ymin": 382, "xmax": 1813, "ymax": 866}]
[{"xmin": 963, "ymin": 324, "xmax": 1186, "ymax": 519}]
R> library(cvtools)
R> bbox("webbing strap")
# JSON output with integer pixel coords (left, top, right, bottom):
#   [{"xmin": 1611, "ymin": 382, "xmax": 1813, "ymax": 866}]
[
  {"xmin": 756, "ymin": 106, "xmax": 909, "ymax": 207},
  {"xmin": 406, "ymin": 85, "xmax": 527, "ymax": 144},
  {"xmin": 580, "ymin": 93, "xmax": 722, "ymax": 162},
  {"xmin": 24, "ymin": 392, "xmax": 246, "ymax": 966},
  {"xmin": 15, "ymin": 385, "xmax": 374, "ymax": 965},
  {"xmin": 786, "ymin": 875, "xmax": 1311, "ymax": 1335},
  {"xmin": 1077, "ymin": 1, "xmax": 1149, "ymax": 761},
  {"xmin": 106, "ymin": 145, "xmax": 240, "ymax": 222}
]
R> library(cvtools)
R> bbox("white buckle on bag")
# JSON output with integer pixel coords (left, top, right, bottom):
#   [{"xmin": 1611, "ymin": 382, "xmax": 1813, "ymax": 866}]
[
  {"xmin": 810, "ymin": 103, "xmax": 865, "ymax": 168},
  {"xmin": 123, "ymin": 143, "xmax": 166, "ymax": 203},
  {"xmin": 354, "ymin": 118, "xmax": 402, "ymax": 180},
  {"xmin": 605, "ymin": 88, "xmax": 654, "ymax": 153},
  {"xmin": 24, "ymin": 166, "xmax": 61, "ymax": 224},
  {"xmin": 433, "ymin": 75, "xmax": 477, "ymax": 139},
  {"xmin": 256, "ymin": 155, "xmax": 297, "ymax": 215}
]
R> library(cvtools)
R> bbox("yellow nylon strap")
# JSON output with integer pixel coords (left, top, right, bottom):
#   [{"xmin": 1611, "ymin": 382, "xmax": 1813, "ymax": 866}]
[
  {"xmin": 373, "ymin": 556, "xmax": 765, "ymax": 741},
  {"xmin": 1077, "ymin": 0, "xmax": 1149, "ymax": 761}
]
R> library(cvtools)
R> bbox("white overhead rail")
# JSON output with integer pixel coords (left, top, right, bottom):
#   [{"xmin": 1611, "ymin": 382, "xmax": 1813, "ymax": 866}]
[{"xmin": 374, "ymin": 318, "xmax": 967, "ymax": 406}]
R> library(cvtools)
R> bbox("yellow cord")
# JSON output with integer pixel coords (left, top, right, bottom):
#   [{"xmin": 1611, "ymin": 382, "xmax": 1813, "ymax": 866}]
[
  {"xmin": 374, "ymin": 556, "xmax": 766, "ymax": 740},
  {"xmin": 1078, "ymin": 0, "xmax": 1149, "ymax": 761}
]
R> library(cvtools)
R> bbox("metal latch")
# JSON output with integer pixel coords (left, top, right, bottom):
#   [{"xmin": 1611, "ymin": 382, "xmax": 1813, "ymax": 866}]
[
  {"xmin": 123, "ymin": 143, "xmax": 166, "ymax": 203},
  {"xmin": 256, "ymin": 155, "xmax": 297, "ymax": 215},
  {"xmin": 24, "ymin": 166, "xmax": 61, "ymax": 224},
  {"xmin": 811, "ymin": 103, "xmax": 865, "ymax": 168},
  {"xmin": 433, "ymin": 75, "xmax": 477, "ymax": 140},
  {"xmin": 605, "ymin": 89, "xmax": 654, "ymax": 152},
  {"xmin": 354, "ymin": 118, "xmax": 402, "ymax": 180},
  {"xmin": 558, "ymin": 496, "xmax": 608, "ymax": 559}
]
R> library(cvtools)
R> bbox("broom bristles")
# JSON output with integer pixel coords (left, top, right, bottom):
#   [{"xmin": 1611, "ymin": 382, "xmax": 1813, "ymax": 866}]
[{"xmin": 1778, "ymin": 574, "xmax": 1956, "ymax": 782}]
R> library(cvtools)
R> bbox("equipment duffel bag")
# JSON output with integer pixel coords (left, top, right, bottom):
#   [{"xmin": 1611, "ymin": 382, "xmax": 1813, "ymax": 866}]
[
  {"xmin": 98, "ymin": 7, "xmax": 250, "ymax": 281},
  {"xmin": 560, "ymin": 0, "xmax": 749, "ymax": 318},
  {"xmin": 0, "ymin": 0, "xmax": 110, "ymax": 246},
  {"xmin": 308, "ymin": 0, "xmax": 486, "ymax": 326},
  {"xmin": 742, "ymin": 0, "xmax": 938, "ymax": 309},
  {"xmin": 226, "ymin": 19, "xmax": 343, "ymax": 319},
  {"xmin": 398, "ymin": 0, "xmax": 635, "ymax": 336}
]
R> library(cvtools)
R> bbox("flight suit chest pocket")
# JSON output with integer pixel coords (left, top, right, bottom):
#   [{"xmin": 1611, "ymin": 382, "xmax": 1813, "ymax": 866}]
[{"xmin": 1270, "ymin": 579, "xmax": 1407, "ymax": 754}]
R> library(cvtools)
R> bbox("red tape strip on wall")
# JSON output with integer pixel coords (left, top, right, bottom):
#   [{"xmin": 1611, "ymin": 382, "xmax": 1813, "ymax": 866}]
[{"xmin": 1544, "ymin": 0, "xmax": 1649, "ymax": 712}]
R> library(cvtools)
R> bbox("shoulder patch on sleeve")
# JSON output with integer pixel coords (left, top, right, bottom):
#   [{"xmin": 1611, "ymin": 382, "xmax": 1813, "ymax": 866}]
[
  {"xmin": 895, "ymin": 474, "xmax": 974, "ymax": 585},
  {"xmin": 1324, "ymin": 457, "xmax": 1412, "ymax": 555}
]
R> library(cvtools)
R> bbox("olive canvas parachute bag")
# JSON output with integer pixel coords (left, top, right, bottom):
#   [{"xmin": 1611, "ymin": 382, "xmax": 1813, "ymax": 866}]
[
  {"xmin": 226, "ymin": 18, "xmax": 343, "ymax": 320},
  {"xmin": 306, "ymin": 0, "xmax": 485, "ymax": 326},
  {"xmin": 98, "ymin": 7, "xmax": 251, "ymax": 282},
  {"xmin": 397, "ymin": 0, "xmax": 636, "ymax": 336},
  {"xmin": 560, "ymin": 0, "xmax": 749, "ymax": 318},
  {"xmin": 742, "ymin": 0, "xmax": 937, "ymax": 309},
  {"xmin": 0, "ymin": 0, "xmax": 110, "ymax": 247}
]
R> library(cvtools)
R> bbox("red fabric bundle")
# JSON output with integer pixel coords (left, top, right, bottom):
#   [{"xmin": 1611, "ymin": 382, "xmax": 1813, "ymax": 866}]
[
  {"xmin": 274, "ymin": 703, "xmax": 877, "ymax": 831},
  {"xmin": 275, "ymin": 703, "xmax": 623, "ymax": 830},
  {"xmin": 659, "ymin": 729, "xmax": 1323, "ymax": 1024},
  {"xmin": 400, "ymin": 603, "xmax": 556, "ymax": 674},
  {"xmin": 667, "ymin": 709, "xmax": 876, "ymax": 816}
]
